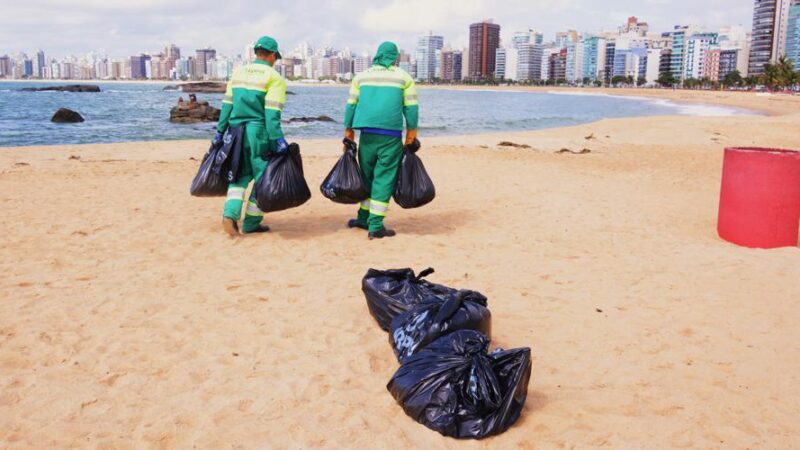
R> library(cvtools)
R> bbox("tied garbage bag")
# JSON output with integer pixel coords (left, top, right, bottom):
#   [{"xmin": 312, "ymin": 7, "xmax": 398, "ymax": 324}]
[
  {"xmin": 393, "ymin": 139, "xmax": 435, "ymax": 209},
  {"xmin": 190, "ymin": 140, "xmax": 228, "ymax": 197},
  {"xmin": 320, "ymin": 139, "xmax": 368, "ymax": 204},
  {"xmin": 390, "ymin": 290, "xmax": 491, "ymax": 363},
  {"xmin": 362, "ymin": 267, "xmax": 457, "ymax": 332},
  {"xmin": 254, "ymin": 143, "xmax": 312, "ymax": 213},
  {"xmin": 387, "ymin": 330, "xmax": 532, "ymax": 440}
]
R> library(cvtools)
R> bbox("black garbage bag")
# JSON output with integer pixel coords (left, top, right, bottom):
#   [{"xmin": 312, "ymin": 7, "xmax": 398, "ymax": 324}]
[
  {"xmin": 387, "ymin": 330, "xmax": 532, "ymax": 439},
  {"xmin": 254, "ymin": 143, "xmax": 311, "ymax": 213},
  {"xmin": 390, "ymin": 290, "xmax": 491, "ymax": 363},
  {"xmin": 320, "ymin": 139, "xmax": 368, "ymax": 204},
  {"xmin": 190, "ymin": 141, "xmax": 229, "ymax": 197},
  {"xmin": 393, "ymin": 140, "xmax": 435, "ymax": 209},
  {"xmin": 362, "ymin": 267, "xmax": 458, "ymax": 332}
]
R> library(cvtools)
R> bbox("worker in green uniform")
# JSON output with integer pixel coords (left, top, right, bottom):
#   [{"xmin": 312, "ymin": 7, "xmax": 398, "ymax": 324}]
[
  {"xmin": 215, "ymin": 36, "xmax": 288, "ymax": 237},
  {"xmin": 343, "ymin": 41, "xmax": 419, "ymax": 240}
]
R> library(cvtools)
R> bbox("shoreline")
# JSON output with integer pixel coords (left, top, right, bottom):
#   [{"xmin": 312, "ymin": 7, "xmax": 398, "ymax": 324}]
[{"xmin": 3, "ymin": 78, "xmax": 797, "ymax": 116}]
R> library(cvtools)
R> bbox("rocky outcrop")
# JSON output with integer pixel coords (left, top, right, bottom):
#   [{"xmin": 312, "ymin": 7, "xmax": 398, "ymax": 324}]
[
  {"xmin": 51, "ymin": 108, "xmax": 85, "ymax": 123},
  {"xmin": 177, "ymin": 82, "xmax": 227, "ymax": 93},
  {"xmin": 162, "ymin": 85, "xmax": 180, "ymax": 91},
  {"xmin": 21, "ymin": 85, "xmax": 101, "ymax": 93},
  {"xmin": 284, "ymin": 115, "xmax": 336, "ymax": 124},
  {"xmin": 169, "ymin": 98, "xmax": 220, "ymax": 124}
]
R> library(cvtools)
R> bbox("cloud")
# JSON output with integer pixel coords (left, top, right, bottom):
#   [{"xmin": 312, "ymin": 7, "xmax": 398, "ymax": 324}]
[
  {"xmin": 0, "ymin": 0, "xmax": 753, "ymax": 59},
  {"xmin": 360, "ymin": 0, "xmax": 484, "ymax": 33}
]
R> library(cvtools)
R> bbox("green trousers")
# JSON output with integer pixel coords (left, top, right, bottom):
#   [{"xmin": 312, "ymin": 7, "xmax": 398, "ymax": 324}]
[
  {"xmin": 223, "ymin": 124, "xmax": 270, "ymax": 233},
  {"xmin": 355, "ymin": 132, "xmax": 404, "ymax": 232}
]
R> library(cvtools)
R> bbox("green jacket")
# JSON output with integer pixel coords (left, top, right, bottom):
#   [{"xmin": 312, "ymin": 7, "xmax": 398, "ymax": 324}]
[
  {"xmin": 344, "ymin": 43, "xmax": 419, "ymax": 132},
  {"xmin": 217, "ymin": 60, "xmax": 286, "ymax": 142}
]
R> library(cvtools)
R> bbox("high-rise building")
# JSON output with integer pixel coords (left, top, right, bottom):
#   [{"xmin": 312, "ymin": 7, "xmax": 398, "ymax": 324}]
[
  {"xmin": 684, "ymin": 33, "xmax": 718, "ymax": 79},
  {"xmin": 130, "ymin": 54, "xmax": 150, "ymax": 79},
  {"xmin": 0, "ymin": 55, "xmax": 12, "ymax": 78},
  {"xmin": 468, "ymin": 20, "xmax": 501, "ymax": 80},
  {"xmin": 664, "ymin": 25, "xmax": 701, "ymax": 80},
  {"xmin": 787, "ymin": 0, "xmax": 800, "ymax": 68},
  {"xmin": 555, "ymin": 30, "xmax": 578, "ymax": 48},
  {"xmin": 645, "ymin": 48, "xmax": 663, "ymax": 84},
  {"xmin": 659, "ymin": 48, "xmax": 673, "ymax": 79},
  {"xmin": 195, "ymin": 48, "xmax": 217, "ymax": 79},
  {"xmin": 23, "ymin": 59, "xmax": 34, "ymax": 78},
  {"xmin": 703, "ymin": 49, "xmax": 722, "ymax": 81},
  {"xmin": 517, "ymin": 44, "xmax": 543, "ymax": 82},
  {"xmin": 541, "ymin": 46, "xmax": 559, "ymax": 81},
  {"xmin": 718, "ymin": 49, "xmax": 739, "ymax": 79},
  {"xmin": 441, "ymin": 50, "xmax": 463, "ymax": 81},
  {"xmin": 36, "ymin": 50, "xmax": 45, "ymax": 78},
  {"xmin": 495, "ymin": 47, "xmax": 518, "ymax": 80},
  {"xmin": 353, "ymin": 54, "xmax": 371, "ymax": 74},
  {"xmin": 581, "ymin": 36, "xmax": 607, "ymax": 82},
  {"xmin": 749, "ymin": 0, "xmax": 792, "ymax": 74},
  {"xmin": 620, "ymin": 16, "xmax": 650, "ymax": 36},
  {"xmin": 512, "ymin": 29, "xmax": 544, "ymax": 49},
  {"xmin": 604, "ymin": 41, "xmax": 616, "ymax": 84},
  {"xmin": 416, "ymin": 33, "xmax": 444, "ymax": 81},
  {"xmin": 566, "ymin": 39, "xmax": 585, "ymax": 82},
  {"xmin": 549, "ymin": 48, "xmax": 568, "ymax": 81}
]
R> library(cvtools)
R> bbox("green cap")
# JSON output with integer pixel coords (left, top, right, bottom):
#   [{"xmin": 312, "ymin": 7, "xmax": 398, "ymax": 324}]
[{"xmin": 254, "ymin": 36, "xmax": 282, "ymax": 60}]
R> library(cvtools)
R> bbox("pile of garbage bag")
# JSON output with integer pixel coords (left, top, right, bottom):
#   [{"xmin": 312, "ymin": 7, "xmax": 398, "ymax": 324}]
[
  {"xmin": 361, "ymin": 267, "xmax": 532, "ymax": 439},
  {"xmin": 389, "ymin": 290, "xmax": 491, "ymax": 363}
]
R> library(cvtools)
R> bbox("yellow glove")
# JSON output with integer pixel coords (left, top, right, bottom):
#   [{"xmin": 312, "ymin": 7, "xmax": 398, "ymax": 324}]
[
  {"xmin": 405, "ymin": 129, "xmax": 417, "ymax": 146},
  {"xmin": 345, "ymin": 128, "xmax": 355, "ymax": 141}
]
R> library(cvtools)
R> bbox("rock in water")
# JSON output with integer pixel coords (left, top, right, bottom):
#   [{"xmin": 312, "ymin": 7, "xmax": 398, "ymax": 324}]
[
  {"xmin": 51, "ymin": 108, "xmax": 85, "ymax": 123},
  {"xmin": 21, "ymin": 85, "xmax": 101, "ymax": 93},
  {"xmin": 179, "ymin": 82, "xmax": 226, "ymax": 93},
  {"xmin": 169, "ymin": 98, "xmax": 220, "ymax": 124},
  {"xmin": 284, "ymin": 115, "xmax": 336, "ymax": 123},
  {"xmin": 162, "ymin": 85, "xmax": 180, "ymax": 91}
]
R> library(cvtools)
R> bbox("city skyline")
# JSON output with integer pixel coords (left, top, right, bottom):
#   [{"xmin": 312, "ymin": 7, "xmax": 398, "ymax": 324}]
[
  {"xmin": 2, "ymin": 0, "xmax": 755, "ymax": 58},
  {"xmin": 2, "ymin": 2, "xmax": 797, "ymax": 87}
]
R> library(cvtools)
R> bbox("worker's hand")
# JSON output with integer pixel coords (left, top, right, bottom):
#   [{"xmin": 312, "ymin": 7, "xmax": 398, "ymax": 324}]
[
  {"xmin": 275, "ymin": 138, "xmax": 289, "ymax": 155},
  {"xmin": 404, "ymin": 129, "xmax": 418, "ymax": 146},
  {"xmin": 343, "ymin": 128, "xmax": 355, "ymax": 152},
  {"xmin": 212, "ymin": 131, "xmax": 224, "ymax": 147},
  {"xmin": 405, "ymin": 138, "xmax": 421, "ymax": 153},
  {"xmin": 342, "ymin": 137, "xmax": 357, "ymax": 153}
]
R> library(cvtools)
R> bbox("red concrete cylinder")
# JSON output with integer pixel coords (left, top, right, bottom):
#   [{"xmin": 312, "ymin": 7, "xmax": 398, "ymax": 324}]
[{"xmin": 718, "ymin": 147, "xmax": 800, "ymax": 248}]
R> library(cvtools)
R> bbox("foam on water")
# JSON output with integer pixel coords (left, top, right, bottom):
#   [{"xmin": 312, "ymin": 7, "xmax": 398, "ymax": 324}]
[{"xmin": 545, "ymin": 90, "xmax": 757, "ymax": 117}]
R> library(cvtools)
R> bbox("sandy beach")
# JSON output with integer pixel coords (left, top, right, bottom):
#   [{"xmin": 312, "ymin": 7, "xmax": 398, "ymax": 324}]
[{"xmin": 1, "ymin": 90, "xmax": 800, "ymax": 448}]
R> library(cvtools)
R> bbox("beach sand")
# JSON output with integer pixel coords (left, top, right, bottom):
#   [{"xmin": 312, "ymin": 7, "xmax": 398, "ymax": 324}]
[{"xmin": 1, "ymin": 91, "xmax": 800, "ymax": 448}]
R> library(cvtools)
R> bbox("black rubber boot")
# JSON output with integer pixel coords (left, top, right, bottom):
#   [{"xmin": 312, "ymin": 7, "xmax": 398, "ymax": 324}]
[
  {"xmin": 244, "ymin": 224, "xmax": 271, "ymax": 234},
  {"xmin": 368, "ymin": 228, "xmax": 397, "ymax": 240},
  {"xmin": 348, "ymin": 219, "xmax": 368, "ymax": 230}
]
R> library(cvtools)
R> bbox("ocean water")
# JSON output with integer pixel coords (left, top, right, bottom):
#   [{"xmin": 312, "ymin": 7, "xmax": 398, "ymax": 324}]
[{"xmin": 0, "ymin": 82, "xmax": 755, "ymax": 148}]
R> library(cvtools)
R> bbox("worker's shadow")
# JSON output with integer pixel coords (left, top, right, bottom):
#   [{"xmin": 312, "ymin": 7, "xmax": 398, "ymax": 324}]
[
  {"xmin": 265, "ymin": 213, "xmax": 353, "ymax": 240},
  {"xmin": 265, "ymin": 209, "xmax": 473, "ymax": 239},
  {"xmin": 389, "ymin": 209, "xmax": 474, "ymax": 236}
]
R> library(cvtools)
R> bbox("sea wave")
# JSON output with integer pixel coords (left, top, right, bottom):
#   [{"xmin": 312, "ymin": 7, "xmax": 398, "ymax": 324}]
[{"xmin": 546, "ymin": 90, "xmax": 755, "ymax": 117}]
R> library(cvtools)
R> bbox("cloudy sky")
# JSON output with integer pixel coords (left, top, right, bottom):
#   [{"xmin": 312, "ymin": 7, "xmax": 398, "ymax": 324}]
[{"xmin": 3, "ymin": 0, "xmax": 754, "ymax": 58}]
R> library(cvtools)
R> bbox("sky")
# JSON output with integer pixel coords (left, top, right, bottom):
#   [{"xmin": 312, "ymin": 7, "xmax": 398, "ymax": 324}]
[{"xmin": 2, "ymin": 0, "xmax": 754, "ymax": 59}]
